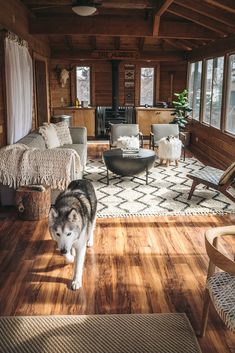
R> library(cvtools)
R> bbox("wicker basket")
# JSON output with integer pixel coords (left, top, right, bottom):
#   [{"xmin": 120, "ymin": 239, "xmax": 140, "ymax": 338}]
[{"xmin": 15, "ymin": 185, "xmax": 51, "ymax": 220}]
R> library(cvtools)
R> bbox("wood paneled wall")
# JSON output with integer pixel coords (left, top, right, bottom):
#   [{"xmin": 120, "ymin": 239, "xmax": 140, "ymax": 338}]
[
  {"xmin": 189, "ymin": 121, "xmax": 235, "ymax": 169},
  {"xmin": 49, "ymin": 59, "xmax": 187, "ymax": 109},
  {"xmin": 0, "ymin": 0, "xmax": 50, "ymax": 147}
]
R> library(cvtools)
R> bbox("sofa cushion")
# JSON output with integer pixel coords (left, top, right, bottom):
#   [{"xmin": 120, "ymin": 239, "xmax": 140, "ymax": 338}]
[
  {"xmin": 58, "ymin": 144, "xmax": 87, "ymax": 167},
  {"xmin": 17, "ymin": 132, "xmax": 46, "ymax": 149},
  {"xmin": 39, "ymin": 124, "xmax": 60, "ymax": 149},
  {"xmin": 54, "ymin": 122, "xmax": 73, "ymax": 146}
]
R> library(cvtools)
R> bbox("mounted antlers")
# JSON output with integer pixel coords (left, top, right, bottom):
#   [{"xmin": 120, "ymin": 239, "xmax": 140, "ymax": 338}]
[{"xmin": 55, "ymin": 65, "xmax": 74, "ymax": 88}]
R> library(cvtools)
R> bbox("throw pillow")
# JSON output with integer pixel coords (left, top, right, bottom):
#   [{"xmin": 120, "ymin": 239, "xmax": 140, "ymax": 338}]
[
  {"xmin": 54, "ymin": 122, "xmax": 73, "ymax": 146},
  {"xmin": 39, "ymin": 124, "xmax": 60, "ymax": 149},
  {"xmin": 116, "ymin": 136, "xmax": 139, "ymax": 150}
]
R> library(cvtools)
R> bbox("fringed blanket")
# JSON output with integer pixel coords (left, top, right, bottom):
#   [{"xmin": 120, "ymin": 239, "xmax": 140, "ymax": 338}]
[{"xmin": 0, "ymin": 144, "xmax": 81, "ymax": 189}]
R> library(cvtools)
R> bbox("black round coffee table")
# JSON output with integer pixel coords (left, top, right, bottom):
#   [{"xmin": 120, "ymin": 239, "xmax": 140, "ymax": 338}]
[{"xmin": 103, "ymin": 148, "xmax": 156, "ymax": 185}]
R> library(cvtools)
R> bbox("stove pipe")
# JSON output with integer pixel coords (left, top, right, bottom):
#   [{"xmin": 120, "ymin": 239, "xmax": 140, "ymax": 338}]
[{"xmin": 111, "ymin": 60, "xmax": 120, "ymax": 115}]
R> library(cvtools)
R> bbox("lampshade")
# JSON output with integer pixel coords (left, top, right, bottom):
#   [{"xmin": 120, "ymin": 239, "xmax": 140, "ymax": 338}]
[{"xmin": 72, "ymin": 5, "xmax": 97, "ymax": 16}]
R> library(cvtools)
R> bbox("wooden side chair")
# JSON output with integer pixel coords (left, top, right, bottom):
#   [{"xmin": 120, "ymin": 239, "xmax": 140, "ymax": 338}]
[
  {"xmin": 187, "ymin": 162, "xmax": 235, "ymax": 202},
  {"xmin": 201, "ymin": 225, "xmax": 235, "ymax": 336}
]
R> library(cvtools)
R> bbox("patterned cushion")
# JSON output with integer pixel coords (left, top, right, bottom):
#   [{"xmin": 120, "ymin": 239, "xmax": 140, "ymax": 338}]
[
  {"xmin": 188, "ymin": 166, "xmax": 224, "ymax": 185},
  {"xmin": 39, "ymin": 124, "xmax": 60, "ymax": 149},
  {"xmin": 54, "ymin": 122, "xmax": 72, "ymax": 146},
  {"xmin": 219, "ymin": 162, "xmax": 235, "ymax": 185},
  {"xmin": 207, "ymin": 272, "xmax": 235, "ymax": 333}
]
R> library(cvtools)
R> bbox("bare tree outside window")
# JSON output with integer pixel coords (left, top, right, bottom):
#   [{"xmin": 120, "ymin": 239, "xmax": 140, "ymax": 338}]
[
  {"xmin": 76, "ymin": 66, "xmax": 90, "ymax": 105},
  {"xmin": 140, "ymin": 68, "xmax": 154, "ymax": 106},
  {"xmin": 225, "ymin": 54, "xmax": 235, "ymax": 135},
  {"xmin": 188, "ymin": 61, "xmax": 202, "ymax": 120},
  {"xmin": 203, "ymin": 57, "xmax": 224, "ymax": 129}
]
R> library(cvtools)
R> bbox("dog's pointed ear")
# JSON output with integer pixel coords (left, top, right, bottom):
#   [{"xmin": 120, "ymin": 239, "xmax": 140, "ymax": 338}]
[
  {"xmin": 48, "ymin": 207, "xmax": 58, "ymax": 224},
  {"xmin": 67, "ymin": 208, "xmax": 79, "ymax": 222}
]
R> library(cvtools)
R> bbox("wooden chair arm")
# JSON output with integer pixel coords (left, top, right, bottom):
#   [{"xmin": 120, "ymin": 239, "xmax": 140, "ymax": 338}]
[{"xmin": 205, "ymin": 226, "xmax": 235, "ymax": 275}]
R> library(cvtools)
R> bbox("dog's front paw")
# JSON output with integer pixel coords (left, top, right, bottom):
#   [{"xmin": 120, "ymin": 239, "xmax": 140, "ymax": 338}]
[
  {"xmin": 71, "ymin": 280, "xmax": 82, "ymax": 290},
  {"xmin": 64, "ymin": 253, "xmax": 74, "ymax": 264}
]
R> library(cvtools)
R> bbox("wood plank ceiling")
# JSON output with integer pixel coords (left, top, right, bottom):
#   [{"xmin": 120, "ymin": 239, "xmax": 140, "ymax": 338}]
[{"xmin": 20, "ymin": 0, "xmax": 235, "ymax": 60}]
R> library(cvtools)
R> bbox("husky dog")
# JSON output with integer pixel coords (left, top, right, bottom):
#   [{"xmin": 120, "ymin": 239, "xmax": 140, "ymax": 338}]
[{"xmin": 48, "ymin": 180, "xmax": 97, "ymax": 290}]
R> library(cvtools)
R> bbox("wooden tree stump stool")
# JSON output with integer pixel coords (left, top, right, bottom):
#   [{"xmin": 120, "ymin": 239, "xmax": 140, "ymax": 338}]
[{"xmin": 15, "ymin": 185, "xmax": 51, "ymax": 220}]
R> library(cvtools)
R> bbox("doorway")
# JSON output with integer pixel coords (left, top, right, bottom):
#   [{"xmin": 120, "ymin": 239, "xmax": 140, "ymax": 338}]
[{"xmin": 34, "ymin": 56, "xmax": 49, "ymax": 127}]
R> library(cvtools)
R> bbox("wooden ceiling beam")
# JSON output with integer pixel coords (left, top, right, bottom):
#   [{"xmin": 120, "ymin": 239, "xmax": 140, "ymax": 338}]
[
  {"xmin": 153, "ymin": 15, "xmax": 160, "ymax": 36},
  {"xmin": 164, "ymin": 38, "xmax": 192, "ymax": 51},
  {"xmin": 159, "ymin": 21, "xmax": 217, "ymax": 40},
  {"xmin": 167, "ymin": 4, "xmax": 228, "ymax": 36},
  {"xmin": 30, "ymin": 17, "xmax": 218, "ymax": 39},
  {"xmin": 204, "ymin": 0, "xmax": 235, "ymax": 15},
  {"xmin": 24, "ymin": 0, "xmax": 156, "ymax": 9},
  {"xmin": 51, "ymin": 49, "xmax": 185, "ymax": 62},
  {"xmin": 155, "ymin": 0, "xmax": 175, "ymax": 16},
  {"xmin": 153, "ymin": 0, "xmax": 174, "ymax": 36},
  {"xmin": 187, "ymin": 34, "xmax": 235, "ymax": 61},
  {"xmin": 175, "ymin": 0, "xmax": 235, "ymax": 28}
]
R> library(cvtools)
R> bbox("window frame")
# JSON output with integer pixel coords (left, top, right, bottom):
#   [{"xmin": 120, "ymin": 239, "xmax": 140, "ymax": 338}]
[
  {"xmin": 139, "ymin": 66, "xmax": 155, "ymax": 107},
  {"xmin": 201, "ymin": 56, "xmax": 225, "ymax": 130},
  {"xmin": 187, "ymin": 55, "xmax": 234, "ymax": 138},
  {"xmin": 187, "ymin": 60, "xmax": 203, "ymax": 121},
  {"xmin": 223, "ymin": 52, "xmax": 235, "ymax": 137},
  {"xmin": 75, "ymin": 65, "xmax": 92, "ymax": 106}
]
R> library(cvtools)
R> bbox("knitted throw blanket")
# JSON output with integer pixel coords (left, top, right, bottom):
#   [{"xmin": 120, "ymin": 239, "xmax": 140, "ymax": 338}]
[{"xmin": 0, "ymin": 144, "xmax": 81, "ymax": 190}]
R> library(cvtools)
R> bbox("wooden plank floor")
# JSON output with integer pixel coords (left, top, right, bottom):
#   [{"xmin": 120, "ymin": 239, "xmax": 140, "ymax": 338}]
[{"xmin": 0, "ymin": 143, "xmax": 234, "ymax": 353}]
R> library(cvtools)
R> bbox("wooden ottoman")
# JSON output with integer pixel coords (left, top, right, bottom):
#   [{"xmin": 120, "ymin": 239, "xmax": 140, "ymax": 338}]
[
  {"xmin": 158, "ymin": 137, "xmax": 182, "ymax": 167},
  {"xmin": 15, "ymin": 185, "xmax": 51, "ymax": 220}
]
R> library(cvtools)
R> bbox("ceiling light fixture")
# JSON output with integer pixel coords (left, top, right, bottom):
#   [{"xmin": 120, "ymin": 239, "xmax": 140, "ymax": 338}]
[{"xmin": 72, "ymin": 5, "xmax": 97, "ymax": 16}]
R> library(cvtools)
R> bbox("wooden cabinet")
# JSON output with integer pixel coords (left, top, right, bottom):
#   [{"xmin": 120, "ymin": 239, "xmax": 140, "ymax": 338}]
[
  {"xmin": 135, "ymin": 108, "xmax": 174, "ymax": 136},
  {"xmin": 53, "ymin": 107, "xmax": 96, "ymax": 138}
]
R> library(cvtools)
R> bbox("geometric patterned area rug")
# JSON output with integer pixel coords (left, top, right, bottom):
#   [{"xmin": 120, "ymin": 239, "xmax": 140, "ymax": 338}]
[
  {"xmin": 84, "ymin": 158, "xmax": 235, "ymax": 218},
  {"xmin": 0, "ymin": 313, "xmax": 202, "ymax": 353}
]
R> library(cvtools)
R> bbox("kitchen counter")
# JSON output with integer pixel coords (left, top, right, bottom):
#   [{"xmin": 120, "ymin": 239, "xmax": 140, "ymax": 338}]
[
  {"xmin": 135, "ymin": 107, "xmax": 174, "ymax": 111},
  {"xmin": 53, "ymin": 107, "xmax": 96, "ymax": 137},
  {"xmin": 53, "ymin": 106, "xmax": 96, "ymax": 110}
]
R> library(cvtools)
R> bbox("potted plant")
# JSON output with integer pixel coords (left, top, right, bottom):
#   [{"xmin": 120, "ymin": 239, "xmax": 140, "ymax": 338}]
[
  {"xmin": 170, "ymin": 89, "xmax": 192, "ymax": 130},
  {"xmin": 170, "ymin": 89, "xmax": 192, "ymax": 147}
]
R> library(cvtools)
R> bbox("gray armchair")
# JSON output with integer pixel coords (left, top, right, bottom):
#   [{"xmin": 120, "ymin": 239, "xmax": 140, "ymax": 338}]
[
  {"xmin": 109, "ymin": 124, "xmax": 143, "ymax": 149},
  {"xmin": 149, "ymin": 124, "xmax": 185, "ymax": 160}
]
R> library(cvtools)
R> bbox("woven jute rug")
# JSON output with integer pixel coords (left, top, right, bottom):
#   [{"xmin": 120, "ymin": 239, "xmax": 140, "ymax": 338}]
[
  {"xmin": 84, "ymin": 158, "xmax": 235, "ymax": 218},
  {"xmin": 0, "ymin": 313, "xmax": 201, "ymax": 353}
]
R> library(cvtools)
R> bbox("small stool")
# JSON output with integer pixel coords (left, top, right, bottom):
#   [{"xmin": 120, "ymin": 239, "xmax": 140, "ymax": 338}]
[
  {"xmin": 158, "ymin": 136, "xmax": 182, "ymax": 167},
  {"xmin": 15, "ymin": 185, "xmax": 51, "ymax": 220}
]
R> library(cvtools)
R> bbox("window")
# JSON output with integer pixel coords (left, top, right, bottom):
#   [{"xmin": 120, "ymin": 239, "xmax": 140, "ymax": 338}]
[
  {"xmin": 140, "ymin": 67, "xmax": 154, "ymax": 106},
  {"xmin": 203, "ymin": 57, "xmax": 224, "ymax": 129},
  {"xmin": 188, "ymin": 61, "xmax": 202, "ymax": 120},
  {"xmin": 76, "ymin": 66, "xmax": 91, "ymax": 105},
  {"xmin": 225, "ymin": 54, "xmax": 235, "ymax": 134}
]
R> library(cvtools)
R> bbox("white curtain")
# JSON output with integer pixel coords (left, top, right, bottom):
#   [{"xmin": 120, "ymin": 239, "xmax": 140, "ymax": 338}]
[{"xmin": 5, "ymin": 36, "xmax": 33, "ymax": 145}]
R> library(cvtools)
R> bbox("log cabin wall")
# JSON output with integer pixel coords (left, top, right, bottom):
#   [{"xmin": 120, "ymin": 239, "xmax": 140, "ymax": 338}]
[
  {"xmin": 189, "ymin": 121, "xmax": 235, "ymax": 169},
  {"xmin": 0, "ymin": 0, "xmax": 50, "ymax": 147},
  {"xmin": 49, "ymin": 59, "xmax": 187, "ymax": 110}
]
